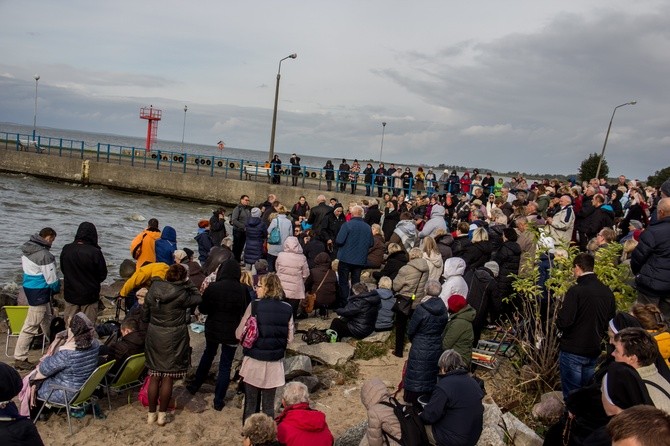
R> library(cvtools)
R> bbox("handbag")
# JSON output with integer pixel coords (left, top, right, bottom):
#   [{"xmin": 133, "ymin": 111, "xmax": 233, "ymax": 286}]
[
  {"xmin": 392, "ymin": 271, "xmax": 424, "ymax": 316},
  {"xmin": 301, "ymin": 271, "xmax": 330, "ymax": 314},
  {"xmin": 268, "ymin": 217, "xmax": 281, "ymax": 245},
  {"xmin": 240, "ymin": 301, "xmax": 259, "ymax": 349}
]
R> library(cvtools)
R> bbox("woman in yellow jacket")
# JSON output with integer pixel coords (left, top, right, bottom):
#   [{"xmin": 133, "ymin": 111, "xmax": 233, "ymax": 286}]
[
  {"xmin": 129, "ymin": 219, "xmax": 161, "ymax": 270},
  {"xmin": 631, "ymin": 303, "xmax": 670, "ymax": 367}
]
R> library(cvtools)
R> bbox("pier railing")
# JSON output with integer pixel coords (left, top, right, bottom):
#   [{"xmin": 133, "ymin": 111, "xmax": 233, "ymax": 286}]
[{"xmin": 1, "ymin": 131, "xmax": 420, "ymax": 196}]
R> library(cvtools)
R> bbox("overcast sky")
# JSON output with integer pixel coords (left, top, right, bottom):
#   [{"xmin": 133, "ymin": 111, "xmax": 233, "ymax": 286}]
[{"xmin": 0, "ymin": 0, "xmax": 668, "ymax": 179}]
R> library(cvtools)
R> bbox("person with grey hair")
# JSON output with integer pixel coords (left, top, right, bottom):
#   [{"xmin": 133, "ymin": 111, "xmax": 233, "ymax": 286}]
[
  {"xmin": 330, "ymin": 282, "xmax": 381, "ymax": 341},
  {"xmin": 275, "ymin": 381, "xmax": 333, "ymax": 445},
  {"xmin": 374, "ymin": 276, "xmax": 395, "ymax": 332},
  {"xmin": 420, "ymin": 350, "xmax": 484, "ymax": 446}
]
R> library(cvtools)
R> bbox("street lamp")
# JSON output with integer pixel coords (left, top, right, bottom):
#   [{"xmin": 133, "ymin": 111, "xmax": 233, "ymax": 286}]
[
  {"xmin": 268, "ymin": 53, "xmax": 297, "ymax": 162},
  {"xmin": 378, "ymin": 122, "xmax": 387, "ymax": 164},
  {"xmin": 595, "ymin": 101, "xmax": 637, "ymax": 180},
  {"xmin": 181, "ymin": 105, "xmax": 188, "ymax": 149},
  {"xmin": 32, "ymin": 74, "xmax": 40, "ymax": 140}
]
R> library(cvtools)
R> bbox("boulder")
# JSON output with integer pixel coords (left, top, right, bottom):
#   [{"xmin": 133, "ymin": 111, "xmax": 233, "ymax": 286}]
[
  {"xmin": 284, "ymin": 355, "xmax": 313, "ymax": 380},
  {"xmin": 532, "ymin": 391, "xmax": 564, "ymax": 423},
  {"xmin": 335, "ymin": 421, "xmax": 368, "ymax": 446},
  {"xmin": 288, "ymin": 338, "xmax": 355, "ymax": 366},
  {"xmin": 477, "ymin": 397, "xmax": 506, "ymax": 445},
  {"xmin": 362, "ymin": 331, "xmax": 391, "ymax": 343},
  {"xmin": 501, "ymin": 412, "xmax": 543, "ymax": 446},
  {"xmin": 292, "ymin": 375, "xmax": 321, "ymax": 393}
]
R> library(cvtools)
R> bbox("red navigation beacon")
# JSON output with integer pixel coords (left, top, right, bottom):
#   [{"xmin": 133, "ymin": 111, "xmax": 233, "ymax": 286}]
[{"xmin": 140, "ymin": 105, "xmax": 162, "ymax": 152}]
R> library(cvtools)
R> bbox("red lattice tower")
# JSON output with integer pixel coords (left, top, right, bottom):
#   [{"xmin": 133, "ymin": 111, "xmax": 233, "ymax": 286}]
[{"xmin": 140, "ymin": 105, "xmax": 162, "ymax": 152}]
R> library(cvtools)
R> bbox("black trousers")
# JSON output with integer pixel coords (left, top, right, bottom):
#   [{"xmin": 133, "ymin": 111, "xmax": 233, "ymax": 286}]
[
  {"xmin": 233, "ymin": 230, "xmax": 245, "ymax": 262},
  {"xmin": 394, "ymin": 312, "xmax": 409, "ymax": 357},
  {"xmin": 329, "ymin": 317, "xmax": 354, "ymax": 341}
]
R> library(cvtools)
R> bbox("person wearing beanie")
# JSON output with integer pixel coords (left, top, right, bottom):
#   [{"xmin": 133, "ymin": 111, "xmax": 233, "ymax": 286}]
[
  {"xmin": 441, "ymin": 294, "xmax": 475, "ymax": 367},
  {"xmin": 129, "ymin": 218, "xmax": 161, "ymax": 271},
  {"xmin": 0, "ymin": 363, "xmax": 44, "ymax": 445},
  {"xmin": 195, "ymin": 218, "xmax": 214, "ymax": 264}
]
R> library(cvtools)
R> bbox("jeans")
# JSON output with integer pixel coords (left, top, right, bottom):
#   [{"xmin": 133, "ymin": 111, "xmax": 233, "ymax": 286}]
[
  {"xmin": 191, "ymin": 341, "xmax": 236, "ymax": 408},
  {"xmin": 14, "ymin": 303, "xmax": 52, "ymax": 361},
  {"xmin": 559, "ymin": 350, "xmax": 597, "ymax": 400},
  {"xmin": 337, "ymin": 261, "xmax": 363, "ymax": 307},
  {"xmin": 243, "ymin": 383, "xmax": 277, "ymax": 423}
]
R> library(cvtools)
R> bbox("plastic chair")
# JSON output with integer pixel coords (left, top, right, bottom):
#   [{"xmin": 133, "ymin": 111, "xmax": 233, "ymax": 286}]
[
  {"xmin": 471, "ymin": 328, "xmax": 511, "ymax": 374},
  {"xmin": 101, "ymin": 353, "xmax": 146, "ymax": 409},
  {"xmin": 34, "ymin": 360, "xmax": 116, "ymax": 435},
  {"xmin": 3, "ymin": 306, "xmax": 47, "ymax": 357}
]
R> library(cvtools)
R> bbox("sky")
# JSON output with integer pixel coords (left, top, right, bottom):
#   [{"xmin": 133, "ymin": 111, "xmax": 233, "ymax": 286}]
[{"xmin": 0, "ymin": 0, "xmax": 668, "ymax": 179}]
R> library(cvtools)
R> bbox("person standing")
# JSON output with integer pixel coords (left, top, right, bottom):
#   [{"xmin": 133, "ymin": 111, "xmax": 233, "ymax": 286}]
[
  {"xmin": 556, "ymin": 253, "xmax": 616, "ymax": 400},
  {"xmin": 338, "ymin": 159, "xmax": 350, "ymax": 193},
  {"xmin": 143, "ymin": 264, "xmax": 202, "ymax": 426},
  {"xmin": 290, "ymin": 153, "xmax": 301, "ymax": 187},
  {"xmin": 349, "ymin": 159, "xmax": 361, "ymax": 195},
  {"xmin": 386, "ymin": 164, "xmax": 397, "ymax": 194},
  {"xmin": 271, "ymin": 155, "xmax": 282, "ymax": 184},
  {"xmin": 545, "ymin": 194, "xmax": 575, "ymax": 246},
  {"xmin": 631, "ymin": 198, "xmax": 670, "ymax": 321},
  {"xmin": 375, "ymin": 163, "xmax": 387, "ymax": 198},
  {"xmin": 209, "ymin": 207, "xmax": 227, "ymax": 249},
  {"xmin": 335, "ymin": 205, "xmax": 374, "ymax": 307},
  {"xmin": 13, "ymin": 227, "xmax": 60, "ymax": 370},
  {"xmin": 363, "ymin": 163, "xmax": 375, "ymax": 196},
  {"xmin": 129, "ymin": 218, "xmax": 161, "ymax": 271},
  {"xmin": 59, "ymin": 222, "xmax": 107, "ymax": 324},
  {"xmin": 324, "ymin": 160, "xmax": 335, "ymax": 192},
  {"xmin": 231, "ymin": 195, "xmax": 251, "ymax": 262}
]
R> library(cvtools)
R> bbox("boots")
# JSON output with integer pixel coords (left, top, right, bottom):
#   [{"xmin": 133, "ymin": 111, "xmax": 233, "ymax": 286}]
[
  {"xmin": 157, "ymin": 411, "xmax": 170, "ymax": 426},
  {"xmin": 147, "ymin": 412, "xmax": 157, "ymax": 424}
]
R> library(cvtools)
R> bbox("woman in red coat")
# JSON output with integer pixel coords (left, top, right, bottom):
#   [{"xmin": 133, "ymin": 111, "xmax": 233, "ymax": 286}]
[{"xmin": 275, "ymin": 382, "xmax": 333, "ymax": 446}]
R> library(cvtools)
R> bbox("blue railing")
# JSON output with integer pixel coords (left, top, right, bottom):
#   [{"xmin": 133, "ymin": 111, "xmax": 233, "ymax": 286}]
[{"xmin": 1, "ymin": 131, "xmax": 419, "ymax": 196}]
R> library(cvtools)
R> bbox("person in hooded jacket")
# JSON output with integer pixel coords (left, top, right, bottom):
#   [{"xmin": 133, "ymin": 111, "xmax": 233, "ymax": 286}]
[
  {"xmin": 274, "ymin": 381, "xmax": 334, "ymax": 446},
  {"xmin": 404, "ymin": 279, "xmax": 449, "ymax": 404},
  {"xmin": 244, "ymin": 208, "xmax": 267, "ymax": 269},
  {"xmin": 392, "ymin": 248, "xmax": 430, "ymax": 357},
  {"xmin": 276, "ymin": 236, "xmax": 310, "ymax": 317},
  {"xmin": 421, "ymin": 236, "xmax": 444, "ymax": 282},
  {"xmin": 419, "ymin": 204, "xmax": 448, "ymax": 239},
  {"xmin": 60, "ymin": 221, "xmax": 107, "ymax": 324},
  {"xmin": 130, "ymin": 218, "xmax": 161, "ymax": 271},
  {"xmin": 464, "ymin": 261, "xmax": 499, "ymax": 344},
  {"xmin": 305, "ymin": 252, "xmax": 338, "ymax": 315},
  {"xmin": 459, "ymin": 227, "xmax": 493, "ymax": 273},
  {"xmin": 360, "ymin": 378, "xmax": 402, "ymax": 446},
  {"xmin": 381, "ymin": 200, "xmax": 400, "ymax": 241},
  {"xmin": 433, "ymin": 229, "xmax": 454, "ymax": 261},
  {"xmin": 372, "ymin": 243, "xmax": 408, "ymax": 283},
  {"xmin": 389, "ymin": 212, "xmax": 418, "ymax": 252},
  {"xmin": 374, "ymin": 276, "xmax": 395, "ymax": 332},
  {"xmin": 330, "ymin": 282, "xmax": 381, "ymax": 341},
  {"xmin": 209, "ymin": 207, "xmax": 227, "ymax": 249},
  {"xmin": 0, "ymin": 362, "xmax": 45, "ymax": 445},
  {"xmin": 441, "ymin": 294, "xmax": 475, "ymax": 368},
  {"xmin": 302, "ymin": 229, "xmax": 326, "ymax": 269},
  {"xmin": 194, "ymin": 219, "xmax": 214, "ymax": 264},
  {"xmin": 143, "ymin": 264, "xmax": 202, "ymax": 426},
  {"xmin": 187, "ymin": 259, "xmax": 248, "ymax": 411},
  {"xmin": 155, "ymin": 225, "xmax": 177, "ymax": 265},
  {"xmin": 440, "ymin": 257, "xmax": 469, "ymax": 306},
  {"xmin": 492, "ymin": 228, "xmax": 521, "ymax": 307}
]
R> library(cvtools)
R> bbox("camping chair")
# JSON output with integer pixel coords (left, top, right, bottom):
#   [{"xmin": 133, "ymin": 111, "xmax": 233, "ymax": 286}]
[
  {"xmin": 471, "ymin": 328, "xmax": 511, "ymax": 375},
  {"xmin": 3, "ymin": 305, "xmax": 47, "ymax": 357},
  {"xmin": 101, "ymin": 353, "xmax": 146, "ymax": 409},
  {"xmin": 34, "ymin": 360, "xmax": 116, "ymax": 435}
]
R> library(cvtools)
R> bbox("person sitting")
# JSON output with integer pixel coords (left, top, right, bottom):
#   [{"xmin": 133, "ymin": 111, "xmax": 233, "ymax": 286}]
[
  {"xmin": 242, "ymin": 413, "xmax": 282, "ymax": 446},
  {"xmin": 366, "ymin": 224, "xmax": 385, "ymax": 268},
  {"xmin": 0, "ymin": 362, "xmax": 44, "ymax": 445},
  {"xmin": 99, "ymin": 317, "xmax": 146, "ymax": 376},
  {"xmin": 374, "ymin": 276, "xmax": 395, "ymax": 332},
  {"xmin": 274, "ymin": 381, "xmax": 333, "ymax": 446},
  {"xmin": 119, "ymin": 261, "xmax": 169, "ymax": 311},
  {"xmin": 360, "ymin": 378, "xmax": 402, "ymax": 446},
  {"xmin": 330, "ymin": 283, "xmax": 381, "ymax": 341},
  {"xmin": 372, "ymin": 243, "xmax": 408, "ymax": 283},
  {"xmin": 420, "ymin": 350, "xmax": 484, "ymax": 446},
  {"xmin": 441, "ymin": 294, "xmax": 475, "ymax": 369}
]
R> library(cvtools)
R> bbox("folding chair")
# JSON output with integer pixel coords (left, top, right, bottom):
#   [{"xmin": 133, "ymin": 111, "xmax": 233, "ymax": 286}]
[
  {"xmin": 101, "ymin": 353, "xmax": 146, "ymax": 409},
  {"xmin": 34, "ymin": 360, "xmax": 116, "ymax": 435},
  {"xmin": 3, "ymin": 305, "xmax": 47, "ymax": 357},
  {"xmin": 471, "ymin": 328, "xmax": 511, "ymax": 374}
]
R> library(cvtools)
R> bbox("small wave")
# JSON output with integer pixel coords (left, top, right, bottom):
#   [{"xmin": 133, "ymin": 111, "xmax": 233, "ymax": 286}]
[{"xmin": 127, "ymin": 213, "xmax": 146, "ymax": 222}]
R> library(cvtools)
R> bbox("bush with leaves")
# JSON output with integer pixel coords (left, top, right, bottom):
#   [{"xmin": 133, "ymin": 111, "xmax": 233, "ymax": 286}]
[
  {"xmin": 578, "ymin": 153, "xmax": 609, "ymax": 183},
  {"xmin": 593, "ymin": 242, "xmax": 636, "ymax": 311}
]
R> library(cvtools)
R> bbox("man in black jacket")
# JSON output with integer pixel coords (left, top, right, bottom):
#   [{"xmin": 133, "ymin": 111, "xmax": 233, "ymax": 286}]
[
  {"xmin": 60, "ymin": 222, "xmax": 107, "ymax": 324},
  {"xmin": 307, "ymin": 195, "xmax": 333, "ymax": 241},
  {"xmin": 231, "ymin": 195, "xmax": 251, "ymax": 262},
  {"xmin": 556, "ymin": 253, "xmax": 615, "ymax": 400}
]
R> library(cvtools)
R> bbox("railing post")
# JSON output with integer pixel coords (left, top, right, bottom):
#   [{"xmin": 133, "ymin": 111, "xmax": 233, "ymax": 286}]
[
  {"xmin": 183, "ymin": 153, "xmax": 187, "ymax": 174},
  {"xmin": 156, "ymin": 150, "xmax": 161, "ymax": 170},
  {"xmin": 239, "ymin": 160, "xmax": 244, "ymax": 180},
  {"xmin": 210, "ymin": 156, "xmax": 215, "ymax": 177}
]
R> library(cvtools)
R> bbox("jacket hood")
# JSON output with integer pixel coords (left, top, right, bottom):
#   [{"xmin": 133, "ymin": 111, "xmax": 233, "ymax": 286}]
[
  {"xmin": 422, "ymin": 296, "xmax": 448, "ymax": 317},
  {"xmin": 361, "ymin": 378, "xmax": 391, "ymax": 409},
  {"xmin": 247, "ymin": 216, "xmax": 263, "ymax": 228},
  {"xmin": 23, "ymin": 234, "xmax": 52, "ymax": 255},
  {"xmin": 443, "ymin": 257, "xmax": 466, "ymax": 278},
  {"xmin": 430, "ymin": 204, "xmax": 446, "ymax": 218},
  {"xmin": 407, "ymin": 257, "xmax": 430, "ymax": 274},
  {"xmin": 452, "ymin": 304, "xmax": 476, "ymax": 322},
  {"xmin": 74, "ymin": 222, "xmax": 99, "ymax": 246},
  {"xmin": 314, "ymin": 252, "xmax": 332, "ymax": 267},
  {"xmin": 435, "ymin": 233, "xmax": 454, "ymax": 246},
  {"xmin": 215, "ymin": 259, "xmax": 241, "ymax": 281},
  {"xmin": 395, "ymin": 220, "xmax": 417, "ymax": 239},
  {"xmin": 161, "ymin": 226, "xmax": 177, "ymax": 243},
  {"xmin": 423, "ymin": 251, "xmax": 442, "ymax": 270},
  {"xmin": 357, "ymin": 290, "xmax": 382, "ymax": 306},
  {"xmin": 150, "ymin": 279, "xmax": 189, "ymax": 304},
  {"xmin": 283, "ymin": 236, "xmax": 303, "ymax": 254},
  {"xmin": 277, "ymin": 402, "xmax": 329, "ymax": 432},
  {"xmin": 377, "ymin": 288, "xmax": 394, "ymax": 300}
]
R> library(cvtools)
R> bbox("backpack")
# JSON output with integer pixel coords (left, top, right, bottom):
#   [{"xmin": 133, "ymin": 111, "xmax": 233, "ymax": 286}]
[
  {"xmin": 298, "ymin": 327, "xmax": 332, "ymax": 345},
  {"xmin": 268, "ymin": 217, "xmax": 282, "ymax": 245},
  {"xmin": 380, "ymin": 396, "xmax": 430, "ymax": 446}
]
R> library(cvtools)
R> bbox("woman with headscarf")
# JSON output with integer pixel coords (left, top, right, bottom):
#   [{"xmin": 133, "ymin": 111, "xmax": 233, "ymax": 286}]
[{"xmin": 143, "ymin": 263, "xmax": 202, "ymax": 426}]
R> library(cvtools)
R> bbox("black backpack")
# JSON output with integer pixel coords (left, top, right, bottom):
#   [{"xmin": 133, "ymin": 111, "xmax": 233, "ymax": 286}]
[{"xmin": 380, "ymin": 396, "xmax": 430, "ymax": 446}]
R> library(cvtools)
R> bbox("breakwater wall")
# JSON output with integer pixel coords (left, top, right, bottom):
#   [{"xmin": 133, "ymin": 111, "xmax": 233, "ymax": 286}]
[{"xmin": 0, "ymin": 148, "xmax": 351, "ymax": 208}]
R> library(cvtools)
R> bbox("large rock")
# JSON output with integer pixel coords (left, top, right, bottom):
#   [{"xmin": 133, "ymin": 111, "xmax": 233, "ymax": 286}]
[
  {"xmin": 362, "ymin": 331, "xmax": 391, "ymax": 343},
  {"xmin": 292, "ymin": 375, "xmax": 321, "ymax": 393},
  {"xmin": 477, "ymin": 397, "xmax": 506, "ymax": 446},
  {"xmin": 501, "ymin": 412, "xmax": 543, "ymax": 446},
  {"xmin": 532, "ymin": 391, "xmax": 564, "ymax": 423},
  {"xmin": 288, "ymin": 339, "xmax": 355, "ymax": 366},
  {"xmin": 335, "ymin": 421, "xmax": 368, "ymax": 446},
  {"xmin": 284, "ymin": 355, "xmax": 313, "ymax": 380}
]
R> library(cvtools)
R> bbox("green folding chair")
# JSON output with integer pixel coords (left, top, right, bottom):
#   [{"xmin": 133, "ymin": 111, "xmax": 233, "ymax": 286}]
[
  {"xmin": 34, "ymin": 360, "xmax": 116, "ymax": 435},
  {"xmin": 3, "ymin": 305, "xmax": 47, "ymax": 357},
  {"xmin": 101, "ymin": 353, "xmax": 146, "ymax": 409}
]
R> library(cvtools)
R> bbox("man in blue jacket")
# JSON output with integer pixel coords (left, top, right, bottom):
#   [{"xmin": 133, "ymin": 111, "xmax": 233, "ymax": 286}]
[
  {"xmin": 14, "ymin": 228, "xmax": 60, "ymax": 370},
  {"xmin": 336, "ymin": 205, "xmax": 373, "ymax": 307}
]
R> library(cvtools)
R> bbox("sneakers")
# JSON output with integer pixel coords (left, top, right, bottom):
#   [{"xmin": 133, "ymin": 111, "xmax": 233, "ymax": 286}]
[
  {"xmin": 147, "ymin": 412, "xmax": 157, "ymax": 424},
  {"xmin": 157, "ymin": 411, "xmax": 171, "ymax": 426},
  {"xmin": 14, "ymin": 359, "xmax": 35, "ymax": 370}
]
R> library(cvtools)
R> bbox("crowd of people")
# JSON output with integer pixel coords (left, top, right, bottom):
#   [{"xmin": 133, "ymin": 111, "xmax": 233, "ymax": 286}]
[{"xmin": 4, "ymin": 168, "xmax": 670, "ymax": 445}]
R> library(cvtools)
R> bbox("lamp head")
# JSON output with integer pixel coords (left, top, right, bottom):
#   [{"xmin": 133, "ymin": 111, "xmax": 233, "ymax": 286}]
[
  {"xmin": 289, "ymin": 53, "xmax": 297, "ymax": 59},
  {"xmin": 34, "ymin": 74, "xmax": 40, "ymax": 81},
  {"xmin": 629, "ymin": 101, "xmax": 637, "ymax": 105},
  {"xmin": 382, "ymin": 122, "xmax": 387, "ymax": 126},
  {"xmin": 184, "ymin": 105, "xmax": 188, "ymax": 112}
]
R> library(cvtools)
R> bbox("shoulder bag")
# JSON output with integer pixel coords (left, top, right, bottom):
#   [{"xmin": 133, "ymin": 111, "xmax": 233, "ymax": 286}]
[{"xmin": 392, "ymin": 271, "xmax": 424, "ymax": 316}]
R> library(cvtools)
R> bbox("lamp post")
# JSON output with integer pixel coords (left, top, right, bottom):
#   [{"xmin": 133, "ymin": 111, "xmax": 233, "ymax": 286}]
[
  {"xmin": 32, "ymin": 74, "xmax": 40, "ymax": 140},
  {"xmin": 268, "ymin": 53, "xmax": 297, "ymax": 162},
  {"xmin": 181, "ymin": 105, "xmax": 188, "ymax": 149},
  {"xmin": 595, "ymin": 101, "xmax": 637, "ymax": 180},
  {"xmin": 378, "ymin": 122, "xmax": 387, "ymax": 164}
]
